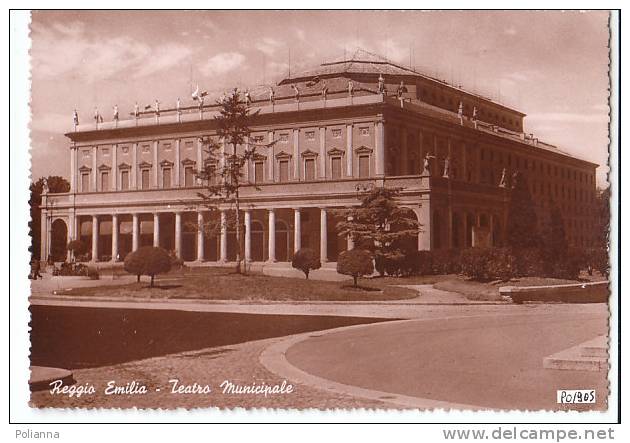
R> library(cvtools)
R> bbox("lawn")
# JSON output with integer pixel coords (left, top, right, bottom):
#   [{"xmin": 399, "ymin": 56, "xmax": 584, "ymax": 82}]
[
  {"xmin": 58, "ymin": 267, "xmax": 419, "ymax": 301},
  {"xmin": 433, "ymin": 273, "xmax": 607, "ymax": 301}
]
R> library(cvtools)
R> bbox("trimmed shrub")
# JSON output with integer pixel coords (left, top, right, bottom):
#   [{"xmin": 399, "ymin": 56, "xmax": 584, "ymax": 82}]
[
  {"xmin": 87, "ymin": 266, "xmax": 100, "ymax": 280},
  {"xmin": 584, "ymin": 246, "xmax": 609, "ymax": 278},
  {"xmin": 337, "ymin": 249, "xmax": 374, "ymax": 287},
  {"xmin": 460, "ymin": 248, "xmax": 514, "ymax": 281},
  {"xmin": 124, "ymin": 246, "xmax": 172, "ymax": 287},
  {"xmin": 292, "ymin": 248, "xmax": 321, "ymax": 279},
  {"xmin": 512, "ymin": 248, "xmax": 545, "ymax": 277},
  {"xmin": 430, "ymin": 249, "xmax": 462, "ymax": 275},
  {"xmin": 169, "ymin": 251, "xmax": 185, "ymax": 270}
]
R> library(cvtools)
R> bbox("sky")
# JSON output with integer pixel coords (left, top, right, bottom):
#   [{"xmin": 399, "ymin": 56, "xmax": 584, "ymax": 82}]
[{"xmin": 29, "ymin": 10, "xmax": 611, "ymax": 186}]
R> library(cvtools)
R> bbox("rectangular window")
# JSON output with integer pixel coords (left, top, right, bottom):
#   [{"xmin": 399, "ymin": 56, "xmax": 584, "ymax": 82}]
[
  {"xmin": 359, "ymin": 127, "xmax": 370, "ymax": 136},
  {"xmin": 185, "ymin": 141, "xmax": 194, "ymax": 149},
  {"xmin": 304, "ymin": 158, "xmax": 315, "ymax": 181},
  {"xmin": 331, "ymin": 129, "xmax": 342, "ymax": 138},
  {"xmin": 120, "ymin": 170, "xmax": 129, "ymax": 190},
  {"xmin": 121, "ymin": 146, "xmax": 129, "ymax": 154},
  {"xmin": 184, "ymin": 167, "xmax": 194, "ymax": 187},
  {"xmin": 141, "ymin": 169, "xmax": 150, "ymax": 189},
  {"xmin": 142, "ymin": 144, "xmax": 150, "ymax": 154},
  {"xmin": 305, "ymin": 131, "xmax": 315, "ymax": 141},
  {"xmin": 162, "ymin": 168, "xmax": 171, "ymax": 188},
  {"xmin": 331, "ymin": 156, "xmax": 342, "ymax": 179},
  {"xmin": 100, "ymin": 171, "xmax": 109, "ymax": 191},
  {"xmin": 359, "ymin": 155, "xmax": 370, "ymax": 178},
  {"xmin": 279, "ymin": 160, "xmax": 289, "ymax": 182},
  {"xmin": 279, "ymin": 133, "xmax": 289, "ymax": 143},
  {"xmin": 163, "ymin": 143, "xmax": 172, "ymax": 151},
  {"xmin": 102, "ymin": 148, "xmax": 110, "ymax": 156},
  {"xmin": 254, "ymin": 161, "xmax": 264, "ymax": 183},
  {"xmin": 81, "ymin": 173, "xmax": 89, "ymax": 192},
  {"xmin": 207, "ymin": 164, "xmax": 217, "ymax": 184},
  {"xmin": 252, "ymin": 135, "xmax": 264, "ymax": 144}
]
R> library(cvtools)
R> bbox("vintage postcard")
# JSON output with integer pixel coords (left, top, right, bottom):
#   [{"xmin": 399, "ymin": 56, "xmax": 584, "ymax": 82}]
[{"xmin": 21, "ymin": 9, "xmax": 616, "ymax": 416}]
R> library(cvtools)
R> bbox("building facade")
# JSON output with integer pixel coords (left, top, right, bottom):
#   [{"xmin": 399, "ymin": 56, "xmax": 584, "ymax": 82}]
[{"xmin": 40, "ymin": 50, "xmax": 599, "ymax": 265}]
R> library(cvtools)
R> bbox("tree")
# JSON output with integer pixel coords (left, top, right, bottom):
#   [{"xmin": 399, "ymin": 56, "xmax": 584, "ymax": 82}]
[
  {"xmin": 335, "ymin": 186, "xmax": 420, "ymax": 276},
  {"xmin": 29, "ymin": 176, "xmax": 70, "ymax": 261},
  {"xmin": 292, "ymin": 248, "xmax": 321, "ymax": 279},
  {"xmin": 123, "ymin": 246, "xmax": 172, "ymax": 287},
  {"xmin": 590, "ymin": 186, "xmax": 610, "ymax": 277},
  {"xmin": 540, "ymin": 202, "xmax": 568, "ymax": 269},
  {"xmin": 337, "ymin": 249, "xmax": 374, "ymax": 288},
  {"xmin": 196, "ymin": 89, "xmax": 275, "ymax": 274},
  {"xmin": 505, "ymin": 172, "xmax": 539, "ymax": 249}
]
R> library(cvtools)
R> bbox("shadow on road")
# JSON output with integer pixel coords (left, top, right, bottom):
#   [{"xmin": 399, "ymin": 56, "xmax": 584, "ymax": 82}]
[{"xmin": 29, "ymin": 305, "xmax": 388, "ymax": 370}]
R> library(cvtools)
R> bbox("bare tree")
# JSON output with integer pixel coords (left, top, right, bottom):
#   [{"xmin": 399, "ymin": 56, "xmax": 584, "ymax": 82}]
[{"xmin": 196, "ymin": 88, "xmax": 275, "ymax": 274}]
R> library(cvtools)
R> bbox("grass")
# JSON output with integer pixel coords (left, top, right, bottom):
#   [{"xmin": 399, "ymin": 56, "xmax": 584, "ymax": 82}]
[
  {"xmin": 433, "ymin": 273, "xmax": 607, "ymax": 302},
  {"xmin": 58, "ymin": 267, "xmax": 419, "ymax": 302}
]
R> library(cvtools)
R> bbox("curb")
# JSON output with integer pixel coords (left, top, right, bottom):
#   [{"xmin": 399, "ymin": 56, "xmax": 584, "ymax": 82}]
[
  {"xmin": 259, "ymin": 316, "xmax": 506, "ymax": 410},
  {"xmin": 29, "ymin": 294, "xmax": 508, "ymax": 307}
]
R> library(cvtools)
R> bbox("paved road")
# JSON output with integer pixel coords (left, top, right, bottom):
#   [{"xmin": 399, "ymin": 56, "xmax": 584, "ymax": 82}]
[{"xmin": 285, "ymin": 309, "xmax": 609, "ymax": 411}]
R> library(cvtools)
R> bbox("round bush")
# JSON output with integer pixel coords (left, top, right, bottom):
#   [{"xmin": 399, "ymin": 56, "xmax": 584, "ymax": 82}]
[
  {"xmin": 292, "ymin": 248, "xmax": 321, "ymax": 279},
  {"xmin": 124, "ymin": 246, "xmax": 172, "ymax": 287},
  {"xmin": 337, "ymin": 249, "xmax": 374, "ymax": 287}
]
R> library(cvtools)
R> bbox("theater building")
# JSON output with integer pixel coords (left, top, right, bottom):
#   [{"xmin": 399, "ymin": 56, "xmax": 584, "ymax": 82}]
[{"xmin": 40, "ymin": 49, "xmax": 599, "ymax": 266}]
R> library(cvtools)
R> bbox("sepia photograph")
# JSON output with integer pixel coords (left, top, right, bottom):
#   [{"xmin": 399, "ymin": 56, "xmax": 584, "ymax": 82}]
[{"xmin": 20, "ymin": 9, "xmax": 615, "ymax": 415}]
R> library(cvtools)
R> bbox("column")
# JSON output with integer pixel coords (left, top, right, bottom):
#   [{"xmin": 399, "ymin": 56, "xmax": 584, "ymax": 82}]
[
  {"xmin": 196, "ymin": 137, "xmax": 203, "ymax": 176},
  {"xmin": 415, "ymin": 199, "xmax": 431, "ymax": 250},
  {"xmin": 268, "ymin": 131, "xmax": 275, "ymax": 181},
  {"xmin": 346, "ymin": 124, "xmax": 353, "ymax": 177},
  {"xmin": 294, "ymin": 208, "xmax": 301, "ymax": 253},
  {"xmin": 112, "ymin": 144, "xmax": 118, "ymax": 190},
  {"xmin": 153, "ymin": 213, "xmax": 160, "ymax": 247},
  {"xmin": 319, "ymin": 127, "xmax": 326, "ymax": 179},
  {"xmin": 132, "ymin": 213, "xmax": 139, "ymax": 252},
  {"xmin": 69, "ymin": 146, "xmax": 76, "ymax": 193},
  {"xmin": 197, "ymin": 211, "xmax": 204, "ymax": 261},
  {"xmin": 462, "ymin": 140, "xmax": 468, "ymax": 182},
  {"xmin": 268, "ymin": 209, "xmax": 276, "ymax": 262},
  {"xmin": 131, "ymin": 143, "xmax": 138, "ymax": 189},
  {"xmin": 174, "ymin": 139, "xmax": 181, "ymax": 187},
  {"xmin": 74, "ymin": 214, "xmax": 79, "ymax": 240},
  {"xmin": 293, "ymin": 129, "xmax": 300, "ymax": 180},
  {"xmin": 220, "ymin": 210, "xmax": 228, "ymax": 262},
  {"xmin": 67, "ymin": 212, "xmax": 75, "ymax": 261},
  {"xmin": 91, "ymin": 146, "xmax": 98, "ymax": 191},
  {"xmin": 91, "ymin": 215, "xmax": 99, "ymax": 261},
  {"xmin": 46, "ymin": 216, "xmax": 52, "ymax": 260},
  {"xmin": 446, "ymin": 206, "xmax": 454, "ymax": 249},
  {"xmin": 153, "ymin": 141, "xmax": 159, "ymax": 188},
  {"xmin": 320, "ymin": 208, "xmax": 327, "ymax": 263},
  {"xmin": 244, "ymin": 210, "xmax": 252, "ymax": 262},
  {"xmin": 174, "ymin": 212, "xmax": 182, "ymax": 258},
  {"xmin": 40, "ymin": 210, "xmax": 48, "ymax": 262},
  {"xmin": 375, "ymin": 121, "xmax": 385, "ymax": 176},
  {"xmin": 111, "ymin": 214, "xmax": 119, "ymax": 261},
  {"xmin": 400, "ymin": 126, "xmax": 408, "ymax": 175}
]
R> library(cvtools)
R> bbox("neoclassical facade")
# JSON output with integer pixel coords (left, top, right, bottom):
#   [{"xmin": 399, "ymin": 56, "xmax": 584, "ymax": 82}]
[{"xmin": 40, "ymin": 50, "xmax": 599, "ymax": 265}]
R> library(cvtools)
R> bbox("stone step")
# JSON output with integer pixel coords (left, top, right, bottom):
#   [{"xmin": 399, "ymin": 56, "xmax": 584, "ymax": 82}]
[
  {"xmin": 581, "ymin": 345, "xmax": 608, "ymax": 358},
  {"xmin": 543, "ymin": 335, "xmax": 608, "ymax": 372},
  {"xmin": 543, "ymin": 355, "xmax": 608, "ymax": 372}
]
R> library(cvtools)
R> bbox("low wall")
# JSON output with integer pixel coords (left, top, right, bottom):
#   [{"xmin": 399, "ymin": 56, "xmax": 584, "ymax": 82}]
[{"xmin": 499, "ymin": 281, "xmax": 609, "ymax": 304}]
